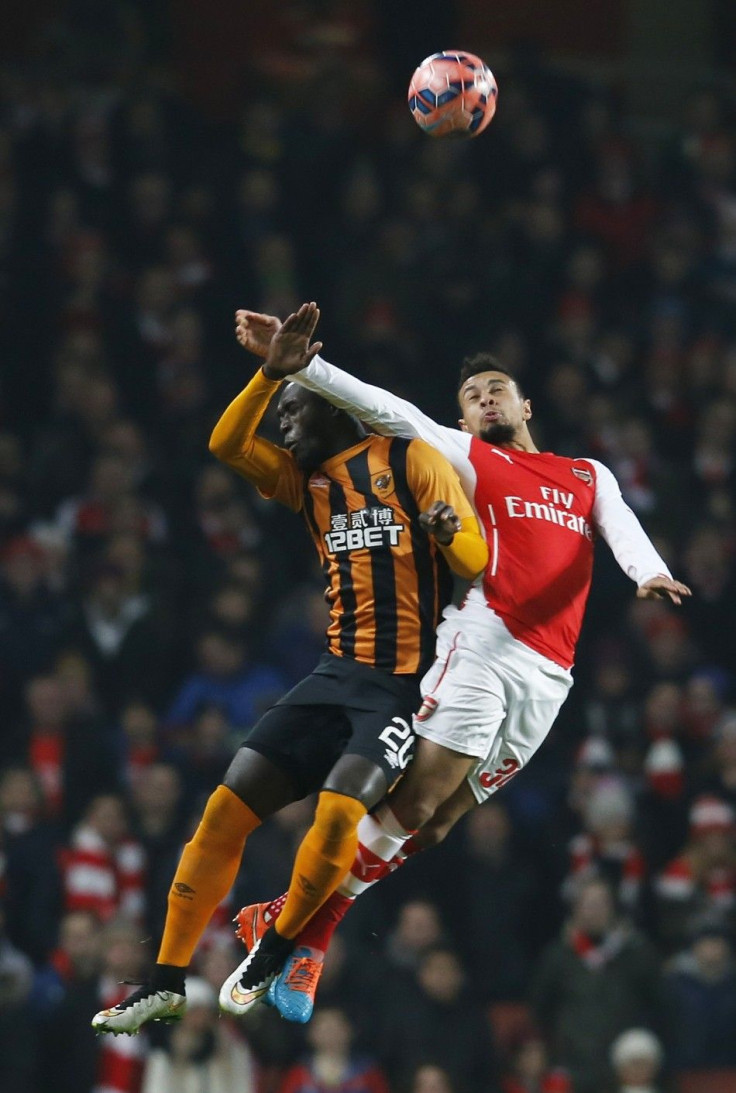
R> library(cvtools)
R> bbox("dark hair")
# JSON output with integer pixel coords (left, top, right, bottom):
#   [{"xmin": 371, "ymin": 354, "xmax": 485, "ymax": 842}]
[{"xmin": 457, "ymin": 353, "xmax": 526, "ymax": 400}]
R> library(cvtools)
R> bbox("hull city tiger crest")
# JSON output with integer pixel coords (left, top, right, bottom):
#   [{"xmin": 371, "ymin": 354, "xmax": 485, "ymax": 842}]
[{"xmin": 571, "ymin": 465, "xmax": 593, "ymax": 486}]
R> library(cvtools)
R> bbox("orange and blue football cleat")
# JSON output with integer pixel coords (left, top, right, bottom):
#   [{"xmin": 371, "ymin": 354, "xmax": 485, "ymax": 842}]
[{"xmin": 271, "ymin": 947, "xmax": 324, "ymax": 1024}]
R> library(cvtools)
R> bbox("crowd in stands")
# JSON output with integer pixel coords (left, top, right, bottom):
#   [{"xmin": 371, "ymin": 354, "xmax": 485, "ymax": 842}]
[{"xmin": 1, "ymin": 3, "xmax": 736, "ymax": 1092}]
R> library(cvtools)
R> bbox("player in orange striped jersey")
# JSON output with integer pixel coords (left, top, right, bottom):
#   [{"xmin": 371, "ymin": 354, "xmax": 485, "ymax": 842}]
[{"xmin": 91, "ymin": 305, "xmax": 487, "ymax": 1034}]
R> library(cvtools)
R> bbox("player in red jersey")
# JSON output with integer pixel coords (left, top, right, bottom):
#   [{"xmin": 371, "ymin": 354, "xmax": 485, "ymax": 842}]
[{"xmin": 226, "ymin": 303, "xmax": 691, "ymax": 1022}]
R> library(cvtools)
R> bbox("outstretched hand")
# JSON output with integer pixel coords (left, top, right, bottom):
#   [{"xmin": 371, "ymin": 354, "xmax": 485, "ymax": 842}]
[
  {"xmin": 419, "ymin": 501, "xmax": 462, "ymax": 545},
  {"xmin": 636, "ymin": 575, "xmax": 692, "ymax": 605},
  {"xmin": 235, "ymin": 309, "xmax": 281, "ymax": 358},
  {"xmin": 262, "ymin": 302, "xmax": 323, "ymax": 379}
]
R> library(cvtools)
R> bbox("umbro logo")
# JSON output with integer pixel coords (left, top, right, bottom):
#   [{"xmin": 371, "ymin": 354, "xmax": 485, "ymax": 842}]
[{"xmin": 310, "ymin": 475, "xmax": 329, "ymax": 487}]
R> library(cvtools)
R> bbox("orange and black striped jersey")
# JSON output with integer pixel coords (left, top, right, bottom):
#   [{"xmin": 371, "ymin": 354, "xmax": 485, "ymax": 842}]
[{"xmin": 210, "ymin": 370, "xmax": 487, "ymax": 676}]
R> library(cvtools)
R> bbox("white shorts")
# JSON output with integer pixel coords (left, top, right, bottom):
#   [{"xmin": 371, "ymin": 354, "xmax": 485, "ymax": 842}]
[{"xmin": 414, "ymin": 602, "xmax": 573, "ymax": 803}]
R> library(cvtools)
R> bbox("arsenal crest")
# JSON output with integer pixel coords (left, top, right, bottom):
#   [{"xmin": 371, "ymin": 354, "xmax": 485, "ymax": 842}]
[{"xmin": 571, "ymin": 465, "xmax": 593, "ymax": 486}]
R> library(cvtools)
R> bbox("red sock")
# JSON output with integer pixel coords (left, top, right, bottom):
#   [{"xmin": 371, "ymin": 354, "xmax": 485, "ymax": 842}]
[
  {"xmin": 266, "ymin": 892, "xmax": 288, "ymax": 921},
  {"xmin": 297, "ymin": 891, "xmax": 355, "ymax": 953},
  {"xmin": 400, "ymin": 835, "xmax": 421, "ymax": 859},
  {"xmin": 263, "ymin": 829, "xmax": 425, "ymax": 954}
]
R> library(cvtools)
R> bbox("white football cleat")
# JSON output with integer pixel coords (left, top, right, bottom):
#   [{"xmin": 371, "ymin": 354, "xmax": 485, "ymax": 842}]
[
  {"xmin": 92, "ymin": 985, "xmax": 186, "ymax": 1034},
  {"xmin": 219, "ymin": 930, "xmax": 292, "ymax": 1016}
]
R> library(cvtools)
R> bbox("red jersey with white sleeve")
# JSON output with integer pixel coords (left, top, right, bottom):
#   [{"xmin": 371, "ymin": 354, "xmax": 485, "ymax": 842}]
[{"xmin": 294, "ymin": 355, "xmax": 671, "ymax": 669}]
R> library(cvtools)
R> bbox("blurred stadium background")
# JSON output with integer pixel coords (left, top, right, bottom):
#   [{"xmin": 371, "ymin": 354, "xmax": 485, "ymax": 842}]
[{"xmin": 1, "ymin": 2, "xmax": 736, "ymax": 1091}]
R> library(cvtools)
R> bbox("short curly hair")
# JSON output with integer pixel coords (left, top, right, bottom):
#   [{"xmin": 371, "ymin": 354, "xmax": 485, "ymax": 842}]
[{"xmin": 457, "ymin": 353, "xmax": 526, "ymax": 400}]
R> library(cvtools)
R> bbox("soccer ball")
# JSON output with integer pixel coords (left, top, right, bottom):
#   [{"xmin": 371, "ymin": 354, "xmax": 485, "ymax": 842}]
[{"xmin": 408, "ymin": 51, "xmax": 497, "ymax": 139}]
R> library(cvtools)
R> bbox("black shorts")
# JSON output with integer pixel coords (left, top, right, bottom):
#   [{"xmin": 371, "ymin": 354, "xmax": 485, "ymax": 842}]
[{"xmin": 242, "ymin": 654, "xmax": 421, "ymax": 798}]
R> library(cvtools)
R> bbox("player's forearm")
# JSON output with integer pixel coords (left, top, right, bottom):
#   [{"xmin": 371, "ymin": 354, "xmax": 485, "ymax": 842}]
[
  {"xmin": 208, "ymin": 367, "xmax": 289, "ymax": 495},
  {"xmin": 209, "ymin": 368, "xmax": 281, "ymax": 461},
  {"xmin": 590, "ymin": 461, "xmax": 671, "ymax": 585},
  {"xmin": 436, "ymin": 519, "xmax": 489, "ymax": 579},
  {"xmin": 295, "ymin": 354, "xmax": 453, "ymax": 447}
]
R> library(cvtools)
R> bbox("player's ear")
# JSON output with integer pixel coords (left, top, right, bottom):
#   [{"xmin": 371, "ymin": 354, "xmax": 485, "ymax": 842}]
[
  {"xmin": 522, "ymin": 399, "xmax": 532, "ymax": 421},
  {"xmin": 458, "ymin": 417, "xmax": 470, "ymax": 433}
]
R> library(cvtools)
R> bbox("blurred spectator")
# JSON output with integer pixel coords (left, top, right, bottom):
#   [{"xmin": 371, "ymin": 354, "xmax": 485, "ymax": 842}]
[
  {"xmin": 19, "ymin": 670, "xmax": 119, "ymax": 828},
  {"xmin": 654, "ymin": 795, "xmax": 736, "ymax": 949},
  {"xmin": 268, "ymin": 582, "xmax": 329, "ymax": 686},
  {"xmin": 682, "ymin": 527, "xmax": 736, "ymax": 668},
  {"xmin": 0, "ymin": 765, "xmax": 61, "ymax": 962},
  {"xmin": 501, "ymin": 1034, "xmax": 572, "ymax": 1093},
  {"xmin": 54, "ymin": 648, "xmax": 106, "ymax": 735},
  {"xmin": 55, "ymin": 452, "xmax": 166, "ymax": 547},
  {"xmin": 664, "ymin": 918, "xmax": 736, "ymax": 1071},
  {"xmin": 192, "ymin": 465, "xmax": 262, "ymax": 561},
  {"xmin": 165, "ymin": 627, "xmax": 285, "ymax": 734},
  {"xmin": 575, "ymin": 146, "xmax": 659, "ymax": 270},
  {"xmin": 118, "ymin": 700, "xmax": 161, "ymax": 789},
  {"xmin": 70, "ymin": 559, "xmax": 174, "ymax": 712},
  {"xmin": 59, "ymin": 794, "xmax": 145, "ymax": 923},
  {"xmin": 141, "ymin": 976, "xmax": 258, "ymax": 1093},
  {"xmin": 278, "ymin": 1005, "xmax": 388, "ymax": 1093},
  {"xmin": 0, "ymin": 535, "xmax": 72, "ymax": 707},
  {"xmin": 454, "ymin": 801, "xmax": 542, "ymax": 1001},
  {"xmin": 582, "ymin": 656, "xmax": 639, "ymax": 755},
  {"xmin": 406, "ymin": 1064, "xmax": 459, "ymax": 1093},
  {"xmin": 698, "ymin": 712, "xmax": 736, "ymax": 810},
  {"xmin": 550, "ymin": 735, "xmax": 616, "ymax": 851},
  {"xmin": 531, "ymin": 878, "xmax": 663, "ymax": 1093},
  {"xmin": 380, "ymin": 898, "xmax": 445, "ymax": 984},
  {"xmin": 171, "ymin": 704, "xmax": 238, "ymax": 799},
  {"xmin": 682, "ymin": 669, "xmax": 730, "ymax": 744},
  {"xmin": 42, "ymin": 917, "xmax": 150, "ymax": 1093},
  {"xmin": 639, "ymin": 737, "xmax": 689, "ymax": 871},
  {"xmin": 129, "ymin": 762, "xmax": 184, "ymax": 938},
  {"xmin": 33, "ymin": 909, "xmax": 101, "ymax": 1016},
  {"xmin": 608, "ymin": 1028, "xmax": 665, "ymax": 1093},
  {"xmin": 0, "ymin": 905, "xmax": 36, "ymax": 1093},
  {"xmin": 564, "ymin": 778, "xmax": 646, "ymax": 917},
  {"xmin": 379, "ymin": 945, "xmax": 498, "ymax": 1093}
]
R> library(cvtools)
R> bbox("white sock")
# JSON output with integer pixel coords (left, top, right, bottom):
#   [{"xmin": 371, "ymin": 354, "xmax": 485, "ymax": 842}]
[{"xmin": 338, "ymin": 803, "xmax": 414, "ymax": 897}]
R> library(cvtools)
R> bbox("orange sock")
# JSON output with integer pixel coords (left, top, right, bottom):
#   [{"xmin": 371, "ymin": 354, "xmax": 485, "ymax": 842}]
[
  {"xmin": 158, "ymin": 785, "xmax": 260, "ymax": 967},
  {"xmin": 275, "ymin": 790, "xmax": 367, "ymax": 940}
]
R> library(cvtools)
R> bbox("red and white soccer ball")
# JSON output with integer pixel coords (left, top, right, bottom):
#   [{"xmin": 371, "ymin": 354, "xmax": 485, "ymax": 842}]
[{"xmin": 408, "ymin": 51, "xmax": 497, "ymax": 139}]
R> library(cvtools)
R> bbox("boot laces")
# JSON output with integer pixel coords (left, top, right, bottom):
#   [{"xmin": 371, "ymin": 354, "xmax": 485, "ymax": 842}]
[{"xmin": 284, "ymin": 956, "xmax": 322, "ymax": 995}]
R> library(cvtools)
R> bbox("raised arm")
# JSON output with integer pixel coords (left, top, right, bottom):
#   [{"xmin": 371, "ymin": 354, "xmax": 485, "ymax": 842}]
[
  {"xmin": 209, "ymin": 369, "xmax": 303, "ymax": 511},
  {"xmin": 297, "ymin": 352, "xmax": 469, "ymax": 457},
  {"xmin": 589, "ymin": 459, "xmax": 691, "ymax": 604},
  {"xmin": 236, "ymin": 303, "xmax": 472, "ymax": 476}
]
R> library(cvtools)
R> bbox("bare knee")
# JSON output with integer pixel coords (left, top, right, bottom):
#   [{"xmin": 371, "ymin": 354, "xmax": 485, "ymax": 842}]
[
  {"xmin": 412, "ymin": 779, "xmax": 477, "ymax": 848},
  {"xmin": 390, "ymin": 753, "xmax": 472, "ymax": 831},
  {"xmin": 413, "ymin": 815, "xmax": 454, "ymax": 849},
  {"xmin": 390, "ymin": 778, "xmax": 446, "ymax": 830},
  {"xmin": 313, "ymin": 790, "xmax": 366, "ymax": 842}
]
